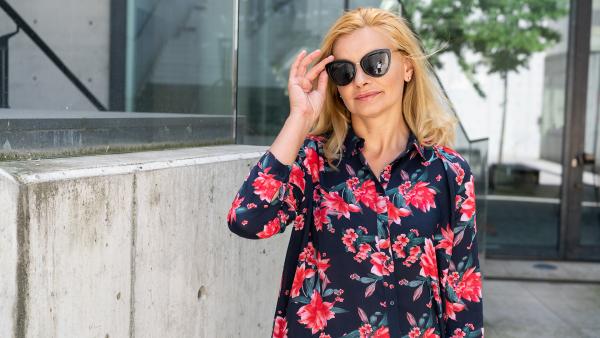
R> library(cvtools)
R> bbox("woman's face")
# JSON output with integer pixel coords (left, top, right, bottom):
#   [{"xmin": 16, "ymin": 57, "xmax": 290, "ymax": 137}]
[{"xmin": 332, "ymin": 26, "xmax": 413, "ymax": 119}]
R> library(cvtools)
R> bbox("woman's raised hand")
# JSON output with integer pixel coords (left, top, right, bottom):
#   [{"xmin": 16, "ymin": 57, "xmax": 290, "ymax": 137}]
[
  {"xmin": 268, "ymin": 49, "xmax": 333, "ymax": 166},
  {"xmin": 288, "ymin": 49, "xmax": 334, "ymax": 126}
]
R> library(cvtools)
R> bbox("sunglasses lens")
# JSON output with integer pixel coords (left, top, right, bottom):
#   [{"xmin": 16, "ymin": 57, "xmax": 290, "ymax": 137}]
[
  {"xmin": 326, "ymin": 62, "xmax": 355, "ymax": 86},
  {"xmin": 362, "ymin": 51, "xmax": 390, "ymax": 77}
]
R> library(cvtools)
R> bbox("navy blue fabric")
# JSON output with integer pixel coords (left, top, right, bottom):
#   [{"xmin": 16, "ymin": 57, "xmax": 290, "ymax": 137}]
[{"xmin": 227, "ymin": 124, "xmax": 484, "ymax": 338}]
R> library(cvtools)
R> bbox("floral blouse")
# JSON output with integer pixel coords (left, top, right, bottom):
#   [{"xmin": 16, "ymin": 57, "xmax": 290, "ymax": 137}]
[{"xmin": 227, "ymin": 123, "xmax": 484, "ymax": 338}]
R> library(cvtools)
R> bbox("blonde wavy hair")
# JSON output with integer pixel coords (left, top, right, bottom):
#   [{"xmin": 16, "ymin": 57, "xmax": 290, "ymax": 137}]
[{"xmin": 308, "ymin": 7, "xmax": 458, "ymax": 171}]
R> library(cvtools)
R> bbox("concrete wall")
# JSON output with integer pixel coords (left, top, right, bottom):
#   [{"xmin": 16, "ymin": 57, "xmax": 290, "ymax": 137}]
[{"xmin": 0, "ymin": 145, "xmax": 289, "ymax": 337}]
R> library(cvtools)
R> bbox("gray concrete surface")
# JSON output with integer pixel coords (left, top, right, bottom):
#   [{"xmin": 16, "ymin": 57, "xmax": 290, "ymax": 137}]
[
  {"xmin": 484, "ymin": 279, "xmax": 600, "ymax": 338},
  {"xmin": 0, "ymin": 144, "xmax": 290, "ymax": 337},
  {"xmin": 483, "ymin": 259, "xmax": 600, "ymax": 337},
  {"xmin": 485, "ymin": 258, "xmax": 600, "ymax": 283}
]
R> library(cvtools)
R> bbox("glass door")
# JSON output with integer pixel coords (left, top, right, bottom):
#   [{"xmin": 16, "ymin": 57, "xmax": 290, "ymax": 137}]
[{"xmin": 564, "ymin": 0, "xmax": 600, "ymax": 260}]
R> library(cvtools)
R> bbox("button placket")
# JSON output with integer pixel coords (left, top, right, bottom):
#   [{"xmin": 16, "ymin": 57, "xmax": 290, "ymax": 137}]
[{"xmin": 381, "ymin": 179, "xmax": 401, "ymax": 309}]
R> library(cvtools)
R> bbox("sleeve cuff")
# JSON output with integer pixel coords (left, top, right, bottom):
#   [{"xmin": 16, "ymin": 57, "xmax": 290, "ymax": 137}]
[{"xmin": 261, "ymin": 149, "xmax": 293, "ymax": 182}]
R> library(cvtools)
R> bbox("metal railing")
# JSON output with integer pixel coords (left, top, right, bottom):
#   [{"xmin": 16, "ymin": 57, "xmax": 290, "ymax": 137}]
[{"xmin": 0, "ymin": 0, "xmax": 106, "ymax": 110}]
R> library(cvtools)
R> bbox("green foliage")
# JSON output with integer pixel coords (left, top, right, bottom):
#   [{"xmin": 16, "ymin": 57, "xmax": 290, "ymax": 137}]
[{"xmin": 398, "ymin": 0, "xmax": 569, "ymax": 97}]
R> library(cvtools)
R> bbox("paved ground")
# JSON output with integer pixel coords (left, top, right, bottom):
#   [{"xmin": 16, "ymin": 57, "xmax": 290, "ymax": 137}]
[{"xmin": 483, "ymin": 259, "xmax": 600, "ymax": 337}]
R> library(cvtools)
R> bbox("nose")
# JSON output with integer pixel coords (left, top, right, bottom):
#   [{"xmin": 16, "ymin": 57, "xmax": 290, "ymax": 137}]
[{"xmin": 353, "ymin": 62, "xmax": 369, "ymax": 86}]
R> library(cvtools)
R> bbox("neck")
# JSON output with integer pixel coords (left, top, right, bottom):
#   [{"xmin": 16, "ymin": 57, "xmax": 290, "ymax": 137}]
[{"xmin": 350, "ymin": 114, "xmax": 410, "ymax": 156}]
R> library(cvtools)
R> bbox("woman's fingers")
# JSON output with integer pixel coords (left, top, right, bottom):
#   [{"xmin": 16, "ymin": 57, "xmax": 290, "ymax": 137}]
[
  {"xmin": 289, "ymin": 49, "xmax": 306, "ymax": 86},
  {"xmin": 290, "ymin": 49, "xmax": 333, "ymax": 95},
  {"xmin": 305, "ymin": 55, "xmax": 334, "ymax": 83},
  {"xmin": 316, "ymin": 67, "xmax": 329, "ymax": 96},
  {"xmin": 297, "ymin": 49, "xmax": 322, "ymax": 78}
]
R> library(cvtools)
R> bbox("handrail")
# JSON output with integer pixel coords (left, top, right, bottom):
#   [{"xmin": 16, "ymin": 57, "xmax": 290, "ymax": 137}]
[{"xmin": 0, "ymin": 0, "xmax": 107, "ymax": 111}]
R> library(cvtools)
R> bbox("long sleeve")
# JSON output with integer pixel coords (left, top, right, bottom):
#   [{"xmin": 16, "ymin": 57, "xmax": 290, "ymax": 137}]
[
  {"xmin": 441, "ymin": 158, "xmax": 484, "ymax": 338},
  {"xmin": 227, "ymin": 144, "xmax": 311, "ymax": 240}
]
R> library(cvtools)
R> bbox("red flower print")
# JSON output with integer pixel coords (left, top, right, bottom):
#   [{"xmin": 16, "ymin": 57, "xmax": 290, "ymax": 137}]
[
  {"xmin": 444, "ymin": 299, "xmax": 466, "ymax": 321},
  {"xmin": 283, "ymin": 186, "xmax": 298, "ymax": 211},
  {"xmin": 451, "ymin": 328, "xmax": 466, "ymax": 338},
  {"xmin": 460, "ymin": 176, "xmax": 476, "ymax": 221},
  {"xmin": 229, "ymin": 135, "xmax": 484, "ymax": 336},
  {"xmin": 404, "ymin": 181, "xmax": 437, "ymax": 212},
  {"xmin": 252, "ymin": 168, "xmax": 284, "ymax": 202},
  {"xmin": 293, "ymin": 214, "xmax": 305, "ymax": 231},
  {"xmin": 398, "ymin": 180, "xmax": 411, "ymax": 193},
  {"xmin": 321, "ymin": 188, "xmax": 361, "ymax": 220},
  {"xmin": 392, "ymin": 234, "xmax": 409, "ymax": 258},
  {"xmin": 354, "ymin": 243, "xmax": 372, "ymax": 263},
  {"xmin": 377, "ymin": 237, "xmax": 390, "ymax": 250},
  {"xmin": 455, "ymin": 267, "xmax": 482, "ymax": 303},
  {"xmin": 297, "ymin": 289, "xmax": 335, "ymax": 334},
  {"xmin": 227, "ymin": 194, "xmax": 244, "ymax": 223},
  {"xmin": 403, "ymin": 245, "xmax": 421, "ymax": 267},
  {"xmin": 370, "ymin": 252, "xmax": 394, "ymax": 276},
  {"xmin": 290, "ymin": 164, "xmax": 305, "ymax": 191},
  {"xmin": 342, "ymin": 228, "xmax": 358, "ymax": 252},
  {"xmin": 450, "ymin": 162, "xmax": 465, "ymax": 186},
  {"xmin": 409, "ymin": 327, "xmax": 421, "ymax": 338},
  {"xmin": 313, "ymin": 206, "xmax": 328, "ymax": 231},
  {"xmin": 387, "ymin": 199, "xmax": 411, "ymax": 224},
  {"xmin": 439, "ymin": 145, "xmax": 465, "ymax": 161},
  {"xmin": 354, "ymin": 180, "xmax": 381, "ymax": 212},
  {"xmin": 303, "ymin": 147, "xmax": 324, "ymax": 183},
  {"xmin": 422, "ymin": 327, "xmax": 439, "ymax": 338},
  {"xmin": 291, "ymin": 264, "xmax": 316, "ymax": 298},
  {"xmin": 382, "ymin": 164, "xmax": 392, "ymax": 179},
  {"xmin": 419, "ymin": 238, "xmax": 438, "ymax": 280},
  {"xmin": 437, "ymin": 223, "xmax": 454, "ymax": 255},
  {"xmin": 359, "ymin": 323, "xmax": 373, "ymax": 337},
  {"xmin": 272, "ymin": 316, "xmax": 288, "ymax": 338},
  {"xmin": 431, "ymin": 280, "xmax": 441, "ymax": 303},
  {"xmin": 257, "ymin": 216, "xmax": 282, "ymax": 238},
  {"xmin": 373, "ymin": 326, "xmax": 390, "ymax": 338},
  {"xmin": 316, "ymin": 253, "xmax": 331, "ymax": 285},
  {"xmin": 299, "ymin": 242, "xmax": 316, "ymax": 265}
]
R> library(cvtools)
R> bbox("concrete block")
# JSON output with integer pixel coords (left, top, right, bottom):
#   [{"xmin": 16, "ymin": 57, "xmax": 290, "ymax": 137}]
[{"xmin": 0, "ymin": 144, "xmax": 289, "ymax": 337}]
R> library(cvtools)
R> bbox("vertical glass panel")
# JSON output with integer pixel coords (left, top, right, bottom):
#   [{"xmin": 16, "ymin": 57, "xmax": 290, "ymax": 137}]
[
  {"xmin": 428, "ymin": 3, "xmax": 571, "ymax": 258},
  {"xmin": 482, "ymin": 9, "xmax": 570, "ymax": 257},
  {"xmin": 237, "ymin": 0, "xmax": 344, "ymax": 145},
  {"xmin": 127, "ymin": 0, "xmax": 233, "ymax": 116},
  {"xmin": 0, "ymin": 0, "xmax": 234, "ymax": 159},
  {"xmin": 580, "ymin": 0, "xmax": 600, "ymax": 248}
]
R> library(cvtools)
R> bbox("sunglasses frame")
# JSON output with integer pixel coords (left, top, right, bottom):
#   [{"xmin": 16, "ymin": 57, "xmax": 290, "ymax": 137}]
[{"xmin": 325, "ymin": 48, "xmax": 402, "ymax": 86}]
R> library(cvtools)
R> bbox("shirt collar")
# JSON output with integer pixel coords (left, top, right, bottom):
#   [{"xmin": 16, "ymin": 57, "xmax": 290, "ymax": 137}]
[{"xmin": 343, "ymin": 123, "xmax": 427, "ymax": 161}]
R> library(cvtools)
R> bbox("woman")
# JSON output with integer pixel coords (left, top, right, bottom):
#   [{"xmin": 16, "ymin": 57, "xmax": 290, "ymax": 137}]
[{"xmin": 227, "ymin": 7, "xmax": 484, "ymax": 338}]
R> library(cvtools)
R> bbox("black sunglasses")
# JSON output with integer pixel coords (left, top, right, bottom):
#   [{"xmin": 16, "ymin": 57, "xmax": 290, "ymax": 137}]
[{"xmin": 325, "ymin": 48, "xmax": 401, "ymax": 86}]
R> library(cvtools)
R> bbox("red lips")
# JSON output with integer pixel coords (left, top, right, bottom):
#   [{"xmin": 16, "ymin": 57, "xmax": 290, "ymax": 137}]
[{"xmin": 355, "ymin": 90, "xmax": 382, "ymax": 100}]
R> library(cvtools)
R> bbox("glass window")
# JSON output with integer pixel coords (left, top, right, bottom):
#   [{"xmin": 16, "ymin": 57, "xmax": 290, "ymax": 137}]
[{"xmin": 0, "ymin": 0, "xmax": 234, "ymax": 160}]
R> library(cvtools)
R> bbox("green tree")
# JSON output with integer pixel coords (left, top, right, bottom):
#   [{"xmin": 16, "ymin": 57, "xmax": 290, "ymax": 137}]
[{"xmin": 390, "ymin": 0, "xmax": 569, "ymax": 162}]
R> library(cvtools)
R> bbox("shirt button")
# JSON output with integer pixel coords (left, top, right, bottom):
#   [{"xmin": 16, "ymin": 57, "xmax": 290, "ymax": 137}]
[{"xmin": 390, "ymin": 300, "xmax": 395, "ymax": 305}]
